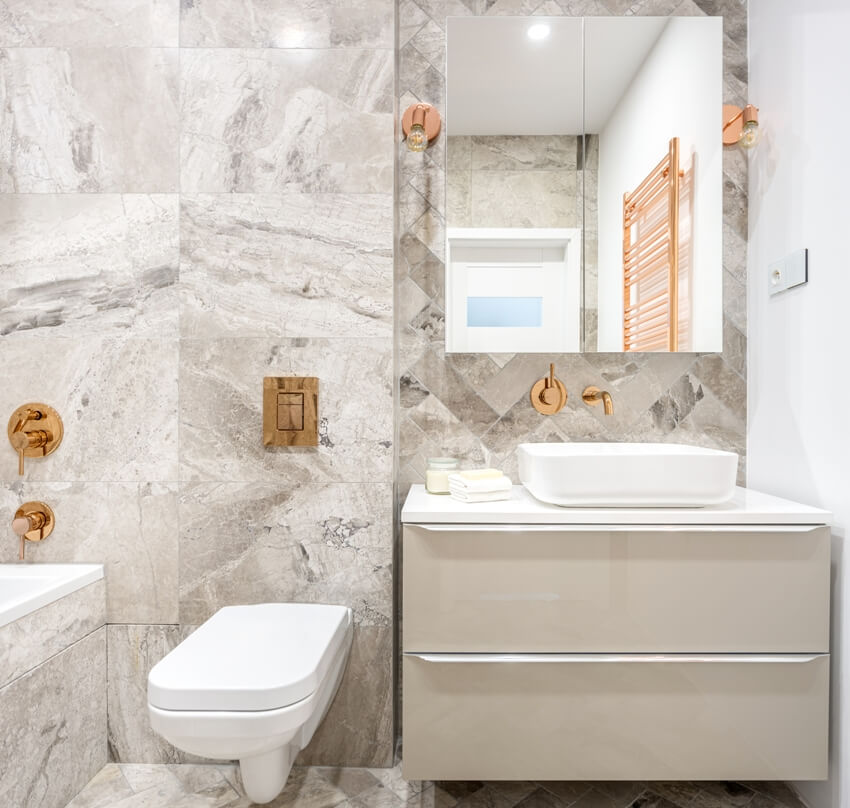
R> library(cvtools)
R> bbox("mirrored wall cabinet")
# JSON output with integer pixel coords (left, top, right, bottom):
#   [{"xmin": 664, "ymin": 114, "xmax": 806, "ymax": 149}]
[{"xmin": 445, "ymin": 16, "xmax": 722, "ymax": 353}]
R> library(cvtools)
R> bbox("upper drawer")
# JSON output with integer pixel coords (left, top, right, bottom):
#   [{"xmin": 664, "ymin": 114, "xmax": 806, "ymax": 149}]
[{"xmin": 402, "ymin": 524, "xmax": 830, "ymax": 653}]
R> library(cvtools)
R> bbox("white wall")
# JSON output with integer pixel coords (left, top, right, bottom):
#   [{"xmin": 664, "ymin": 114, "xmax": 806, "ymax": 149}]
[
  {"xmin": 748, "ymin": 2, "xmax": 850, "ymax": 806},
  {"xmin": 597, "ymin": 17, "xmax": 722, "ymax": 352}
]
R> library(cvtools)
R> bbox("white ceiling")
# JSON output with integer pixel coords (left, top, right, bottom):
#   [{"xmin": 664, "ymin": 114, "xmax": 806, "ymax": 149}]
[{"xmin": 446, "ymin": 16, "xmax": 669, "ymax": 136}]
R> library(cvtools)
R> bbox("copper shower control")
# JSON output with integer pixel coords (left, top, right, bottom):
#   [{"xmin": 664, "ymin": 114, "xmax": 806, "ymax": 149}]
[
  {"xmin": 263, "ymin": 377, "xmax": 318, "ymax": 447},
  {"xmin": 7, "ymin": 403, "xmax": 64, "ymax": 476},
  {"xmin": 530, "ymin": 364, "xmax": 567, "ymax": 415},
  {"xmin": 12, "ymin": 501, "xmax": 55, "ymax": 560}
]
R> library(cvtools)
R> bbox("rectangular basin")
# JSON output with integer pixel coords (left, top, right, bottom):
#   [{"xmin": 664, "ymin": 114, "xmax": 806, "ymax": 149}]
[{"xmin": 518, "ymin": 442, "xmax": 738, "ymax": 507}]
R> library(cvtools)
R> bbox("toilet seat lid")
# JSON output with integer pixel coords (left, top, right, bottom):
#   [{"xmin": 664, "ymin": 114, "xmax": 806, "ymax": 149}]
[{"xmin": 147, "ymin": 603, "xmax": 352, "ymax": 712}]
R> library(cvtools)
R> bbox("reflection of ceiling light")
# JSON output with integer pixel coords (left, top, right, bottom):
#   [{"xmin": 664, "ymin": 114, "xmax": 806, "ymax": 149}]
[{"xmin": 527, "ymin": 23, "xmax": 550, "ymax": 41}]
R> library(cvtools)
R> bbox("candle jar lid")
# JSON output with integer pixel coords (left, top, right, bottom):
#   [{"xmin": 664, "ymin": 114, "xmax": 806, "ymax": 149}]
[{"xmin": 427, "ymin": 457, "xmax": 459, "ymax": 469}]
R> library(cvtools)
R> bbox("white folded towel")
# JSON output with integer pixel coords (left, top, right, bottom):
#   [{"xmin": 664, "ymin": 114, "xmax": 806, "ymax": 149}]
[
  {"xmin": 447, "ymin": 472, "xmax": 512, "ymax": 494},
  {"xmin": 449, "ymin": 487, "xmax": 513, "ymax": 503},
  {"xmin": 448, "ymin": 471, "xmax": 513, "ymax": 503}
]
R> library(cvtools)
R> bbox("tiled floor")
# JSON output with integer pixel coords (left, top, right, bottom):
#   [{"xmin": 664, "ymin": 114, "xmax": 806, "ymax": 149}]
[{"xmin": 65, "ymin": 764, "xmax": 809, "ymax": 808}]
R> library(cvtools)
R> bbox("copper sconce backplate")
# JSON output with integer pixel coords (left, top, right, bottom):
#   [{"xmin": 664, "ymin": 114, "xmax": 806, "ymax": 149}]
[{"xmin": 402, "ymin": 103, "xmax": 442, "ymax": 142}]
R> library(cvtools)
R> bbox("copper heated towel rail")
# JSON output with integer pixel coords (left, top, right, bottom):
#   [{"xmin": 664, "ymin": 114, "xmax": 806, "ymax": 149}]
[{"xmin": 622, "ymin": 137, "xmax": 685, "ymax": 352}]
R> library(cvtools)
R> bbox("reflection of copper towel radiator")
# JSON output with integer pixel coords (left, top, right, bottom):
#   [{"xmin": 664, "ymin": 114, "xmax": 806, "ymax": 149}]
[{"xmin": 622, "ymin": 137, "xmax": 685, "ymax": 352}]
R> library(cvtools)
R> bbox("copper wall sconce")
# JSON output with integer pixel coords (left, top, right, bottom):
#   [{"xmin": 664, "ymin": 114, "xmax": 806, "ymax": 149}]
[
  {"xmin": 402, "ymin": 103, "xmax": 441, "ymax": 152},
  {"xmin": 723, "ymin": 104, "xmax": 759, "ymax": 149}
]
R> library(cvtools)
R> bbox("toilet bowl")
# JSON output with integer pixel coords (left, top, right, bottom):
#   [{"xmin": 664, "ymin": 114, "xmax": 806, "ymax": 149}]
[{"xmin": 147, "ymin": 603, "xmax": 353, "ymax": 804}]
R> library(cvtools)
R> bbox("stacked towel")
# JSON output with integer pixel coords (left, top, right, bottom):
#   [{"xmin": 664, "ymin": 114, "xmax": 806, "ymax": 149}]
[{"xmin": 448, "ymin": 469, "xmax": 512, "ymax": 503}]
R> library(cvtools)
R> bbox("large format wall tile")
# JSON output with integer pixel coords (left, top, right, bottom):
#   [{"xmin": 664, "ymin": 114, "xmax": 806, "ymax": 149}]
[
  {"xmin": 179, "ymin": 338, "xmax": 393, "ymax": 483},
  {"xmin": 0, "ymin": 48, "xmax": 179, "ymax": 193},
  {"xmin": 180, "ymin": 194, "xmax": 392, "ymax": 339},
  {"xmin": 0, "ymin": 628, "xmax": 106, "ymax": 808},
  {"xmin": 0, "ymin": 484, "xmax": 178, "ymax": 624},
  {"xmin": 0, "ymin": 194, "xmax": 178, "ymax": 339},
  {"xmin": 181, "ymin": 0, "xmax": 394, "ymax": 49},
  {"xmin": 0, "ymin": 337, "xmax": 178, "ymax": 482},
  {"xmin": 0, "ymin": 0, "xmax": 179, "ymax": 47},
  {"xmin": 179, "ymin": 482, "xmax": 392, "ymax": 626},
  {"xmin": 0, "ymin": 579, "xmax": 104, "ymax": 689},
  {"xmin": 180, "ymin": 48, "xmax": 393, "ymax": 193}
]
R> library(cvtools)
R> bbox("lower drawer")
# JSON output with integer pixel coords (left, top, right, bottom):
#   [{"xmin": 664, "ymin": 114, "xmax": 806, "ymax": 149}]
[{"xmin": 402, "ymin": 652, "xmax": 829, "ymax": 781}]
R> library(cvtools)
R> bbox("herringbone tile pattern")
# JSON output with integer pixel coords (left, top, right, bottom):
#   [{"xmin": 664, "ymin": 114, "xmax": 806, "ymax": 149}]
[{"xmin": 396, "ymin": 0, "xmax": 749, "ymax": 493}]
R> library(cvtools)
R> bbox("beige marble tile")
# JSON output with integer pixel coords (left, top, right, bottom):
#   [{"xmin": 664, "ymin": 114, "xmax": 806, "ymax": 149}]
[
  {"xmin": 107, "ymin": 624, "xmax": 185, "ymax": 764},
  {"xmin": 470, "ymin": 136, "xmax": 577, "ymax": 171},
  {"xmin": 0, "ymin": 578, "xmax": 104, "ymax": 688},
  {"xmin": 468, "ymin": 170, "xmax": 578, "ymax": 228},
  {"xmin": 180, "ymin": 194, "xmax": 392, "ymax": 339},
  {"xmin": 0, "ymin": 48, "xmax": 178, "ymax": 193},
  {"xmin": 180, "ymin": 49, "xmax": 393, "ymax": 193},
  {"xmin": 0, "ymin": 1, "xmax": 178, "ymax": 47},
  {"xmin": 65, "ymin": 764, "xmax": 133, "ymax": 808},
  {"xmin": 0, "ymin": 194, "xmax": 179, "ymax": 340},
  {"xmin": 298, "ymin": 626, "xmax": 394, "ymax": 768},
  {"xmin": 0, "ymin": 628, "xmax": 106, "ymax": 808},
  {"xmin": 0, "ymin": 337, "xmax": 178, "ymax": 482},
  {"xmin": 0, "ymin": 483, "xmax": 178, "ymax": 623},
  {"xmin": 178, "ymin": 482, "xmax": 392, "ymax": 627},
  {"xmin": 179, "ymin": 339, "xmax": 392, "ymax": 484},
  {"xmin": 180, "ymin": 0, "xmax": 393, "ymax": 48}
]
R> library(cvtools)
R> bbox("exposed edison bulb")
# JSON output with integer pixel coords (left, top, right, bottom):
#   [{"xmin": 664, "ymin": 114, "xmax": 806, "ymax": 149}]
[
  {"xmin": 406, "ymin": 123, "xmax": 428, "ymax": 152},
  {"xmin": 738, "ymin": 119, "xmax": 760, "ymax": 149}
]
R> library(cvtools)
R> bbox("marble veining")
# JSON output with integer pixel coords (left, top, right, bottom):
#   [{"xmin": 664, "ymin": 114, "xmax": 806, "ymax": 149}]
[
  {"xmin": 180, "ymin": 48, "xmax": 393, "ymax": 193},
  {"xmin": 179, "ymin": 339, "xmax": 392, "ymax": 484},
  {"xmin": 180, "ymin": 0, "xmax": 394, "ymax": 49},
  {"xmin": 0, "ymin": 0, "xmax": 179, "ymax": 47},
  {"xmin": 0, "ymin": 628, "xmax": 106, "ymax": 808},
  {"xmin": 0, "ymin": 195, "xmax": 179, "ymax": 339},
  {"xmin": 180, "ymin": 194, "xmax": 392, "ymax": 339},
  {"xmin": 0, "ymin": 578, "xmax": 104, "ymax": 688},
  {"xmin": 0, "ymin": 48, "xmax": 179, "ymax": 193},
  {"xmin": 65, "ymin": 762, "xmax": 806, "ymax": 808}
]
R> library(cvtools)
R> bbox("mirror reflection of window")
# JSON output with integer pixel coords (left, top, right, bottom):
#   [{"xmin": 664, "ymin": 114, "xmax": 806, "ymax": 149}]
[{"xmin": 444, "ymin": 16, "xmax": 722, "ymax": 354}]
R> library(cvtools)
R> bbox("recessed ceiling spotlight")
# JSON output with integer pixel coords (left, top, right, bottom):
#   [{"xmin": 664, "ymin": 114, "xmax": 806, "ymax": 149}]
[{"xmin": 527, "ymin": 23, "xmax": 550, "ymax": 41}]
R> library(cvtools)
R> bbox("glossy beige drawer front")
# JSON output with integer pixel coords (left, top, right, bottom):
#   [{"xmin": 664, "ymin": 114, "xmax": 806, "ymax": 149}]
[
  {"xmin": 402, "ymin": 653, "xmax": 829, "ymax": 781},
  {"xmin": 403, "ymin": 524, "xmax": 830, "ymax": 652}
]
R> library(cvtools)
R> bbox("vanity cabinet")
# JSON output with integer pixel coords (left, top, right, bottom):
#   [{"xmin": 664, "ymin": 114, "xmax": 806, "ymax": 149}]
[{"xmin": 401, "ymin": 486, "xmax": 831, "ymax": 782}]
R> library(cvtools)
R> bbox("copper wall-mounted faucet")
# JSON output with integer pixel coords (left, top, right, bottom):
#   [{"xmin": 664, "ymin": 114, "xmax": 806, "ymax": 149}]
[
  {"xmin": 7, "ymin": 403, "xmax": 63, "ymax": 475},
  {"xmin": 582, "ymin": 386, "xmax": 614, "ymax": 415}
]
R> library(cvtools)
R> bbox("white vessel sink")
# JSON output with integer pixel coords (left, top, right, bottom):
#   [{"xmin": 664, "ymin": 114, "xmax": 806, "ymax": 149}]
[{"xmin": 517, "ymin": 442, "xmax": 738, "ymax": 507}]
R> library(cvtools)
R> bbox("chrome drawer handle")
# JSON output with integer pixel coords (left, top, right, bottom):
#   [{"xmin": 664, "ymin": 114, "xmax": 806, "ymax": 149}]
[{"xmin": 406, "ymin": 653, "xmax": 827, "ymax": 664}]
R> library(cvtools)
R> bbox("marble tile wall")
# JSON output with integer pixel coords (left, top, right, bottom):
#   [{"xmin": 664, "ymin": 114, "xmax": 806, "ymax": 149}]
[
  {"xmin": 0, "ymin": 0, "xmax": 394, "ymax": 770},
  {"xmin": 396, "ymin": 0, "xmax": 749, "ymax": 490},
  {"xmin": 0, "ymin": 627, "xmax": 107, "ymax": 808}
]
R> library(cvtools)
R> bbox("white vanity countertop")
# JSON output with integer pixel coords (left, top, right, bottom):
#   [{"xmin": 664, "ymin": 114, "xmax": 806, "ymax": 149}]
[{"xmin": 401, "ymin": 485, "xmax": 831, "ymax": 525}]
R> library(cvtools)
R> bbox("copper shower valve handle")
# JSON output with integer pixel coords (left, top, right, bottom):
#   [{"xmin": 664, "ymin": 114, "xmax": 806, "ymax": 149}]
[
  {"xmin": 7, "ymin": 403, "xmax": 63, "ymax": 476},
  {"xmin": 12, "ymin": 501, "xmax": 55, "ymax": 560},
  {"xmin": 530, "ymin": 364, "xmax": 568, "ymax": 415}
]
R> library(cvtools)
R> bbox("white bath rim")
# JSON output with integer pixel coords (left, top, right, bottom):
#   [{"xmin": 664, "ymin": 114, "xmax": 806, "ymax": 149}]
[{"xmin": 0, "ymin": 563, "xmax": 103, "ymax": 628}]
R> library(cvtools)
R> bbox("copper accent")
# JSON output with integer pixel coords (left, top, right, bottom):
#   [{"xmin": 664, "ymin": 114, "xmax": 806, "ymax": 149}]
[
  {"xmin": 622, "ymin": 137, "xmax": 684, "ymax": 352},
  {"xmin": 263, "ymin": 377, "xmax": 318, "ymax": 447},
  {"xmin": 12, "ymin": 501, "xmax": 55, "ymax": 561},
  {"xmin": 530, "ymin": 364, "xmax": 567, "ymax": 415},
  {"xmin": 7, "ymin": 403, "xmax": 64, "ymax": 476},
  {"xmin": 582, "ymin": 386, "xmax": 614, "ymax": 416},
  {"xmin": 401, "ymin": 103, "xmax": 441, "ymax": 144},
  {"xmin": 723, "ymin": 104, "xmax": 758, "ymax": 146}
]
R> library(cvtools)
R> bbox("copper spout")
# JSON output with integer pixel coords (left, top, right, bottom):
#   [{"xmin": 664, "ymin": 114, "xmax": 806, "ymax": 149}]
[{"xmin": 582, "ymin": 386, "xmax": 614, "ymax": 415}]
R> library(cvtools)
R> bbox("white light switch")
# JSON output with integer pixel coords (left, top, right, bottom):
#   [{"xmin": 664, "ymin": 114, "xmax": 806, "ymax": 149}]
[{"xmin": 768, "ymin": 248, "xmax": 808, "ymax": 296}]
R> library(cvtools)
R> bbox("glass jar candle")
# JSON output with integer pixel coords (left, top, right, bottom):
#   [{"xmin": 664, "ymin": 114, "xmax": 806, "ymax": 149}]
[{"xmin": 425, "ymin": 457, "xmax": 459, "ymax": 494}]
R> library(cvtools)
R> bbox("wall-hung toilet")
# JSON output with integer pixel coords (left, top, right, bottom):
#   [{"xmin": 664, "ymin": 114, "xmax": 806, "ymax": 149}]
[{"xmin": 147, "ymin": 603, "xmax": 353, "ymax": 804}]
